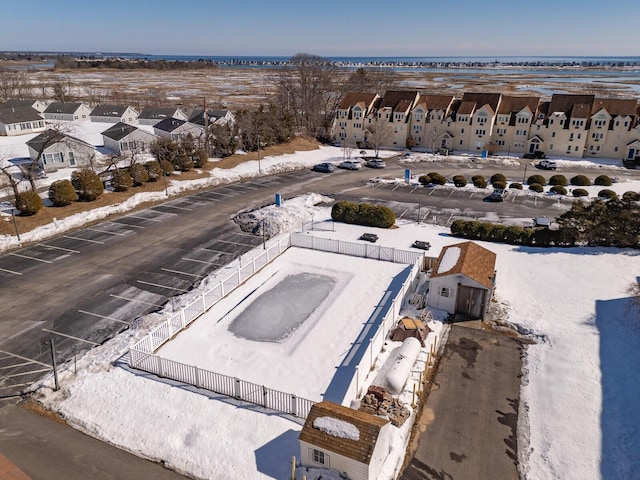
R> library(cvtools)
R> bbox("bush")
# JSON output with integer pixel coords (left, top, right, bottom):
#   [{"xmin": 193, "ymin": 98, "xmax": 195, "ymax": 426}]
[
  {"xmin": 331, "ymin": 201, "xmax": 395, "ymax": 228},
  {"xmin": 490, "ymin": 173, "xmax": 506, "ymax": 185},
  {"xmin": 622, "ymin": 191, "xmax": 640, "ymax": 202},
  {"xmin": 529, "ymin": 183, "xmax": 544, "ymax": 193},
  {"xmin": 570, "ymin": 175, "xmax": 591, "ymax": 186},
  {"xmin": 492, "ymin": 181, "xmax": 506, "ymax": 189},
  {"xmin": 550, "ymin": 185, "xmax": 567, "ymax": 195},
  {"xmin": 572, "ymin": 188, "xmax": 589, "ymax": 197},
  {"xmin": 549, "ymin": 174, "xmax": 568, "ymax": 186},
  {"xmin": 160, "ymin": 159, "xmax": 174, "ymax": 176},
  {"xmin": 71, "ymin": 168, "xmax": 104, "ymax": 201},
  {"xmin": 427, "ymin": 172, "xmax": 447, "ymax": 185},
  {"xmin": 48, "ymin": 179, "xmax": 78, "ymax": 206},
  {"xmin": 471, "ymin": 175, "xmax": 485, "ymax": 183},
  {"xmin": 193, "ymin": 148, "xmax": 208, "ymax": 168},
  {"xmin": 509, "ymin": 182, "xmax": 523, "ymax": 190},
  {"xmin": 145, "ymin": 160, "xmax": 163, "ymax": 182},
  {"xmin": 452, "ymin": 175, "xmax": 467, "ymax": 187},
  {"xmin": 450, "ymin": 219, "xmax": 466, "ymax": 236},
  {"xmin": 594, "ymin": 175, "xmax": 612, "ymax": 186},
  {"xmin": 15, "ymin": 191, "xmax": 43, "ymax": 216},
  {"xmin": 598, "ymin": 189, "xmax": 618, "ymax": 199},
  {"xmin": 527, "ymin": 174, "xmax": 546, "ymax": 186},
  {"xmin": 418, "ymin": 175, "xmax": 431, "ymax": 185},
  {"xmin": 130, "ymin": 163, "xmax": 149, "ymax": 186},
  {"xmin": 473, "ymin": 177, "xmax": 488, "ymax": 188},
  {"xmin": 111, "ymin": 169, "xmax": 133, "ymax": 192}
]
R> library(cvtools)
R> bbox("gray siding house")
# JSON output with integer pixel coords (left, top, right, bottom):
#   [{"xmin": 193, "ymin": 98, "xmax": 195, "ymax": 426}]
[
  {"xmin": 153, "ymin": 117, "xmax": 205, "ymax": 141},
  {"xmin": 42, "ymin": 102, "xmax": 92, "ymax": 122},
  {"xmin": 101, "ymin": 122, "xmax": 157, "ymax": 155},
  {"xmin": 138, "ymin": 107, "xmax": 188, "ymax": 126},
  {"xmin": 90, "ymin": 104, "xmax": 139, "ymax": 125},
  {"xmin": 0, "ymin": 107, "xmax": 46, "ymax": 136},
  {"xmin": 26, "ymin": 129, "xmax": 96, "ymax": 172}
]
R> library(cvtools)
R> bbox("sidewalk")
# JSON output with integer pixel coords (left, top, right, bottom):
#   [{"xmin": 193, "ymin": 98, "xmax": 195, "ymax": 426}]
[{"xmin": 0, "ymin": 452, "xmax": 31, "ymax": 480}]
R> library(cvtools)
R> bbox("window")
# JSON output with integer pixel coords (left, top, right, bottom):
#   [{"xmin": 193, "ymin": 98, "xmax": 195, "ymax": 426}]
[
  {"xmin": 475, "ymin": 129, "xmax": 485, "ymax": 136},
  {"xmin": 476, "ymin": 116, "xmax": 487, "ymax": 125},
  {"xmin": 594, "ymin": 119, "xmax": 606, "ymax": 128},
  {"xmin": 496, "ymin": 128, "xmax": 506, "ymax": 135},
  {"xmin": 577, "ymin": 133, "xmax": 581, "ymax": 139},
  {"xmin": 516, "ymin": 129, "xmax": 527, "ymax": 136},
  {"xmin": 69, "ymin": 151, "xmax": 75, "ymax": 165},
  {"xmin": 460, "ymin": 128, "xmax": 464, "ymax": 134},
  {"xmin": 575, "ymin": 146, "xmax": 579, "ymax": 152},
  {"xmin": 591, "ymin": 132, "xmax": 604, "ymax": 141},
  {"xmin": 497, "ymin": 139, "xmax": 505, "ymax": 146},
  {"xmin": 440, "ymin": 287, "xmax": 450, "ymax": 297},
  {"xmin": 517, "ymin": 116, "xmax": 529, "ymax": 124},
  {"xmin": 551, "ymin": 132, "xmax": 556, "ymax": 137},
  {"xmin": 312, "ymin": 449, "xmax": 327, "ymax": 466},
  {"xmin": 569, "ymin": 133, "xmax": 574, "ymax": 141},
  {"xmin": 43, "ymin": 152, "xmax": 64, "ymax": 164}
]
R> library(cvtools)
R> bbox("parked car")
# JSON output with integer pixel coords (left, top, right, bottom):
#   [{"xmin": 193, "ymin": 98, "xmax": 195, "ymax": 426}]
[
  {"xmin": 339, "ymin": 160, "xmax": 362, "ymax": 170},
  {"xmin": 536, "ymin": 160, "xmax": 557, "ymax": 170},
  {"xmin": 524, "ymin": 151, "xmax": 546, "ymax": 160},
  {"xmin": 312, "ymin": 162, "xmax": 335, "ymax": 173},
  {"xmin": 486, "ymin": 188, "xmax": 508, "ymax": 202},
  {"xmin": 359, "ymin": 233, "xmax": 378, "ymax": 243},
  {"xmin": 365, "ymin": 158, "xmax": 386, "ymax": 169},
  {"xmin": 411, "ymin": 240, "xmax": 431, "ymax": 250}
]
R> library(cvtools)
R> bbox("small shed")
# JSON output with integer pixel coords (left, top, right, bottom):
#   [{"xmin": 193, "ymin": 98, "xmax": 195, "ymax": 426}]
[
  {"xmin": 426, "ymin": 241, "xmax": 496, "ymax": 319},
  {"xmin": 299, "ymin": 401, "xmax": 392, "ymax": 480},
  {"xmin": 389, "ymin": 317, "xmax": 429, "ymax": 346}
]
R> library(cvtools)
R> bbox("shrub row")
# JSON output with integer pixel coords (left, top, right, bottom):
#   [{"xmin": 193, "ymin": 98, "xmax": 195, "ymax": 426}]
[
  {"xmin": 450, "ymin": 219, "xmax": 576, "ymax": 246},
  {"xmin": 331, "ymin": 201, "xmax": 396, "ymax": 228}
]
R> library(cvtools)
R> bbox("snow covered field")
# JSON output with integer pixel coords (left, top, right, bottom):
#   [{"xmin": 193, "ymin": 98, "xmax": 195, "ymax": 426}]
[{"xmin": 0, "ymin": 137, "xmax": 634, "ymax": 479}]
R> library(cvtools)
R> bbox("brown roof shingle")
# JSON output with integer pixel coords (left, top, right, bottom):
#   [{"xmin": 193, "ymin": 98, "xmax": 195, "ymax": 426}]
[{"xmin": 430, "ymin": 242, "xmax": 496, "ymax": 289}]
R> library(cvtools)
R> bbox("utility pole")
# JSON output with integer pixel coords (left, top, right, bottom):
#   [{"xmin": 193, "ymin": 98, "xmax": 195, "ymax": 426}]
[
  {"xmin": 257, "ymin": 133, "xmax": 261, "ymax": 174},
  {"xmin": 203, "ymin": 97, "xmax": 209, "ymax": 157},
  {"xmin": 43, "ymin": 338, "xmax": 59, "ymax": 391},
  {"xmin": 11, "ymin": 207, "xmax": 20, "ymax": 241}
]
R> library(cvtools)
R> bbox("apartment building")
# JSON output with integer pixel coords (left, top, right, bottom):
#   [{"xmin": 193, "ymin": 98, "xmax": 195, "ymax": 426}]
[{"xmin": 333, "ymin": 90, "xmax": 640, "ymax": 162}]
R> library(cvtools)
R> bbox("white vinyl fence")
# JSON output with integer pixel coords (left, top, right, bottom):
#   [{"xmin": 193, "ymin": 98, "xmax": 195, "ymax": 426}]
[{"xmin": 128, "ymin": 231, "xmax": 426, "ymax": 417}]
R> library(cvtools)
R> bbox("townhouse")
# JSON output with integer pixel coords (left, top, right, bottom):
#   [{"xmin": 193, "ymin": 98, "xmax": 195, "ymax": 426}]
[{"xmin": 333, "ymin": 90, "xmax": 640, "ymax": 162}]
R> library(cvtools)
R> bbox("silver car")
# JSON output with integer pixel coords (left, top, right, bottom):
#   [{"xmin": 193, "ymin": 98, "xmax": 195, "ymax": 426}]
[{"xmin": 339, "ymin": 160, "xmax": 362, "ymax": 170}]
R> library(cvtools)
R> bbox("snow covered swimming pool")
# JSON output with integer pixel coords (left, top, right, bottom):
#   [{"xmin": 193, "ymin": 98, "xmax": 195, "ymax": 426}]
[{"xmin": 228, "ymin": 272, "xmax": 337, "ymax": 342}]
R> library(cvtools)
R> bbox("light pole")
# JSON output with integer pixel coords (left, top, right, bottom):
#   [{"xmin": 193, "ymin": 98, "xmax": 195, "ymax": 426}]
[
  {"xmin": 417, "ymin": 200, "xmax": 421, "ymax": 224},
  {"xmin": 42, "ymin": 338, "xmax": 59, "ymax": 391},
  {"xmin": 262, "ymin": 218, "xmax": 266, "ymax": 249},
  {"xmin": 257, "ymin": 134, "xmax": 261, "ymax": 174},
  {"xmin": 522, "ymin": 162, "xmax": 530, "ymax": 184},
  {"xmin": 162, "ymin": 171, "xmax": 168, "ymax": 196},
  {"xmin": 11, "ymin": 207, "xmax": 20, "ymax": 241}
]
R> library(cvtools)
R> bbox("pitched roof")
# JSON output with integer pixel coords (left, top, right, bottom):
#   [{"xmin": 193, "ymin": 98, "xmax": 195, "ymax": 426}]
[
  {"xmin": 139, "ymin": 107, "xmax": 180, "ymax": 120},
  {"xmin": 101, "ymin": 122, "xmax": 138, "ymax": 140},
  {"xmin": 547, "ymin": 94, "xmax": 595, "ymax": 118},
  {"xmin": 455, "ymin": 101, "xmax": 477, "ymax": 116},
  {"xmin": 338, "ymin": 93, "xmax": 378, "ymax": 110},
  {"xmin": 379, "ymin": 91, "xmax": 419, "ymax": 111},
  {"xmin": 0, "ymin": 106, "xmax": 43, "ymax": 124},
  {"xmin": 26, "ymin": 129, "xmax": 92, "ymax": 153},
  {"xmin": 420, "ymin": 94, "xmax": 455, "ymax": 112},
  {"xmin": 429, "ymin": 241, "xmax": 496, "ymax": 289},
  {"xmin": 497, "ymin": 95, "xmax": 540, "ymax": 115},
  {"xmin": 188, "ymin": 109, "xmax": 232, "ymax": 126},
  {"xmin": 43, "ymin": 102, "xmax": 86, "ymax": 114},
  {"xmin": 460, "ymin": 92, "xmax": 502, "ymax": 113},
  {"xmin": 0, "ymin": 99, "xmax": 40, "ymax": 109},
  {"xmin": 591, "ymin": 98, "xmax": 638, "ymax": 117},
  {"xmin": 154, "ymin": 117, "xmax": 186, "ymax": 132},
  {"xmin": 91, "ymin": 104, "xmax": 129, "ymax": 117},
  {"xmin": 298, "ymin": 401, "xmax": 389, "ymax": 465}
]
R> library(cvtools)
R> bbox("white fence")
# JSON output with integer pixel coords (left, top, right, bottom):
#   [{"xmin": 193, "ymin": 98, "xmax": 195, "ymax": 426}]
[
  {"xmin": 128, "ymin": 231, "xmax": 426, "ymax": 417},
  {"xmin": 290, "ymin": 232, "xmax": 424, "ymax": 265}
]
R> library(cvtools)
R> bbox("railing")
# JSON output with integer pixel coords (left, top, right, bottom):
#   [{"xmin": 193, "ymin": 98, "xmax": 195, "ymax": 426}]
[
  {"xmin": 129, "ymin": 350, "xmax": 314, "ymax": 418},
  {"xmin": 290, "ymin": 232, "xmax": 424, "ymax": 265}
]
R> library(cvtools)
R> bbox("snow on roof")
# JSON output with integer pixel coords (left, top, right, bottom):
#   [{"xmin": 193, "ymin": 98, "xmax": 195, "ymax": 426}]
[
  {"xmin": 436, "ymin": 246, "xmax": 460, "ymax": 274},
  {"xmin": 313, "ymin": 416, "xmax": 360, "ymax": 441}
]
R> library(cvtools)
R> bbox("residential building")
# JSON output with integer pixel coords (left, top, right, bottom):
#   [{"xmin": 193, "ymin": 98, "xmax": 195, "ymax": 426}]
[
  {"xmin": 493, "ymin": 95, "xmax": 541, "ymax": 154},
  {"xmin": 138, "ymin": 107, "xmax": 188, "ymax": 126},
  {"xmin": 585, "ymin": 98, "xmax": 638, "ymax": 158},
  {"xmin": 26, "ymin": 129, "xmax": 95, "ymax": 172},
  {"xmin": 153, "ymin": 117, "xmax": 205, "ymax": 141},
  {"xmin": 368, "ymin": 91, "xmax": 420, "ymax": 149},
  {"xmin": 0, "ymin": 99, "xmax": 47, "ymax": 113},
  {"xmin": 188, "ymin": 109, "xmax": 236, "ymax": 128},
  {"xmin": 42, "ymin": 102, "xmax": 92, "ymax": 122},
  {"xmin": 101, "ymin": 122, "xmax": 157, "ymax": 155},
  {"xmin": 334, "ymin": 93, "xmax": 380, "ymax": 146},
  {"xmin": 90, "ymin": 104, "xmax": 139, "ymax": 125},
  {"xmin": 0, "ymin": 107, "xmax": 46, "ymax": 136}
]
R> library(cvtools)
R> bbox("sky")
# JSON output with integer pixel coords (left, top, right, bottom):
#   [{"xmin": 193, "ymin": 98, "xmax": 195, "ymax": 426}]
[{"xmin": 1, "ymin": 0, "xmax": 639, "ymax": 57}]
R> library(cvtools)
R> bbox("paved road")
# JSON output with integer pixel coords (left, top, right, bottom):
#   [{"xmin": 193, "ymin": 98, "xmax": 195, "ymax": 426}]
[
  {"xmin": 0, "ymin": 401, "xmax": 189, "ymax": 480},
  {"xmin": 400, "ymin": 325, "xmax": 525, "ymax": 480}
]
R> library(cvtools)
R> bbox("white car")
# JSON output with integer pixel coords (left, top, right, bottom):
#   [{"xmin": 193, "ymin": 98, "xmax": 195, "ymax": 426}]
[
  {"xmin": 339, "ymin": 160, "xmax": 362, "ymax": 170},
  {"xmin": 365, "ymin": 158, "xmax": 386, "ymax": 169}
]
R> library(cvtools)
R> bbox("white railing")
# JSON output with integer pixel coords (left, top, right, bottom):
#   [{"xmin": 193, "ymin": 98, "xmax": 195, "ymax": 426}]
[
  {"xmin": 290, "ymin": 232, "xmax": 424, "ymax": 265},
  {"xmin": 129, "ymin": 351, "xmax": 314, "ymax": 418}
]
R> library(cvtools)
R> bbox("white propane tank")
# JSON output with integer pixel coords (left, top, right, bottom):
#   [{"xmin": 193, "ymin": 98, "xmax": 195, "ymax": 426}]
[{"xmin": 380, "ymin": 337, "xmax": 422, "ymax": 395}]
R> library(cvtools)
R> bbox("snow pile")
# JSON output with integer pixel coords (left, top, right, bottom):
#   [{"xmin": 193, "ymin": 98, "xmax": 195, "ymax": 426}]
[
  {"xmin": 313, "ymin": 417, "xmax": 360, "ymax": 441},
  {"xmin": 436, "ymin": 246, "xmax": 460, "ymax": 273}
]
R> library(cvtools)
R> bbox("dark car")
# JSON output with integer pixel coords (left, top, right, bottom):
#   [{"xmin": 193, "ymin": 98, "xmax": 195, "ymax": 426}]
[
  {"xmin": 359, "ymin": 233, "xmax": 378, "ymax": 243},
  {"xmin": 523, "ymin": 151, "xmax": 546, "ymax": 160},
  {"xmin": 411, "ymin": 240, "xmax": 431, "ymax": 250},
  {"xmin": 312, "ymin": 162, "xmax": 335, "ymax": 173}
]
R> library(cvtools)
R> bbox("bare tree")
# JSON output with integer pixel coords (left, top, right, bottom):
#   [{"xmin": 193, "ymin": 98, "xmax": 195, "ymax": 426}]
[
  {"xmin": 365, "ymin": 116, "xmax": 394, "ymax": 157},
  {"xmin": 423, "ymin": 122, "xmax": 450, "ymax": 153},
  {"xmin": 0, "ymin": 68, "xmax": 32, "ymax": 102},
  {"xmin": 626, "ymin": 280, "xmax": 640, "ymax": 314},
  {"xmin": 342, "ymin": 67, "xmax": 398, "ymax": 95}
]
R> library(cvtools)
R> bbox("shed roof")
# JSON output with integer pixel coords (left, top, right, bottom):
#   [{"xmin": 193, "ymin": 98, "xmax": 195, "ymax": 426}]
[
  {"xmin": 430, "ymin": 241, "xmax": 496, "ymax": 289},
  {"xmin": 299, "ymin": 401, "xmax": 389, "ymax": 465}
]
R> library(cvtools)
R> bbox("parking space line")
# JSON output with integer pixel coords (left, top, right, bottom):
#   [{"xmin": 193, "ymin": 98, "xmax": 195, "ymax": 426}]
[
  {"xmin": 127, "ymin": 214, "xmax": 162, "ymax": 222},
  {"xmin": 110, "ymin": 294, "xmax": 163, "ymax": 307},
  {"xmin": 0, "ymin": 267, "xmax": 22, "ymax": 275},
  {"xmin": 206, "ymin": 191, "xmax": 234, "ymax": 198},
  {"xmin": 0, "ymin": 361, "xmax": 33, "ymax": 370},
  {"xmin": 42, "ymin": 328, "xmax": 99, "ymax": 345},
  {"xmin": 63, "ymin": 235, "xmax": 104, "ymax": 245},
  {"xmin": 161, "ymin": 268, "xmax": 204, "ymax": 278},
  {"xmin": 149, "ymin": 208, "xmax": 178, "ymax": 215},
  {"xmin": 110, "ymin": 220, "xmax": 144, "ymax": 229},
  {"xmin": 5, "ymin": 368, "xmax": 52, "ymax": 378},
  {"xmin": 0, "ymin": 350, "xmax": 51, "ymax": 368},
  {"xmin": 164, "ymin": 204, "xmax": 192, "ymax": 211},
  {"xmin": 182, "ymin": 257, "xmax": 221, "ymax": 266},
  {"xmin": 201, "ymin": 247, "xmax": 234, "ymax": 255},
  {"xmin": 136, "ymin": 280, "xmax": 189, "ymax": 292},
  {"xmin": 234, "ymin": 232, "xmax": 258, "ymax": 238},
  {"xmin": 88, "ymin": 227, "xmax": 128, "ymax": 236},
  {"xmin": 39, "ymin": 243, "xmax": 80, "ymax": 254},
  {"xmin": 0, "ymin": 382, "xmax": 32, "ymax": 389},
  {"xmin": 217, "ymin": 239, "xmax": 256, "ymax": 247},
  {"xmin": 77, "ymin": 309, "xmax": 131, "ymax": 325},
  {"xmin": 9, "ymin": 252, "xmax": 52, "ymax": 264}
]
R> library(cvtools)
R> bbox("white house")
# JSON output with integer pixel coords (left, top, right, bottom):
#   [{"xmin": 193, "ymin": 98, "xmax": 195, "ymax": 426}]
[
  {"xmin": 298, "ymin": 401, "xmax": 392, "ymax": 480},
  {"xmin": 0, "ymin": 107, "xmax": 46, "ymax": 136},
  {"xmin": 42, "ymin": 102, "xmax": 92, "ymax": 122},
  {"xmin": 90, "ymin": 104, "xmax": 139, "ymax": 125},
  {"xmin": 426, "ymin": 241, "xmax": 496, "ymax": 319},
  {"xmin": 0, "ymin": 99, "xmax": 47, "ymax": 113},
  {"xmin": 26, "ymin": 129, "xmax": 95, "ymax": 172},
  {"xmin": 153, "ymin": 117, "xmax": 204, "ymax": 141},
  {"xmin": 138, "ymin": 107, "xmax": 188, "ymax": 126},
  {"xmin": 188, "ymin": 108, "xmax": 236, "ymax": 127},
  {"xmin": 101, "ymin": 122, "xmax": 157, "ymax": 155}
]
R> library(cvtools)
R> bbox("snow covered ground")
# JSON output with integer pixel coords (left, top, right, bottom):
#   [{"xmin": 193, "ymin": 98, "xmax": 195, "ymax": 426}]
[{"xmin": 1, "ymin": 136, "xmax": 636, "ymax": 479}]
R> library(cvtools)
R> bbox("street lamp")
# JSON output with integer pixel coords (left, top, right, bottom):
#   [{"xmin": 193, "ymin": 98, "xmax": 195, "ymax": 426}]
[
  {"xmin": 257, "ymin": 134, "xmax": 261, "ymax": 174},
  {"xmin": 11, "ymin": 207, "xmax": 20, "ymax": 241},
  {"xmin": 162, "ymin": 171, "xmax": 168, "ymax": 196},
  {"xmin": 522, "ymin": 162, "xmax": 531, "ymax": 184}
]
